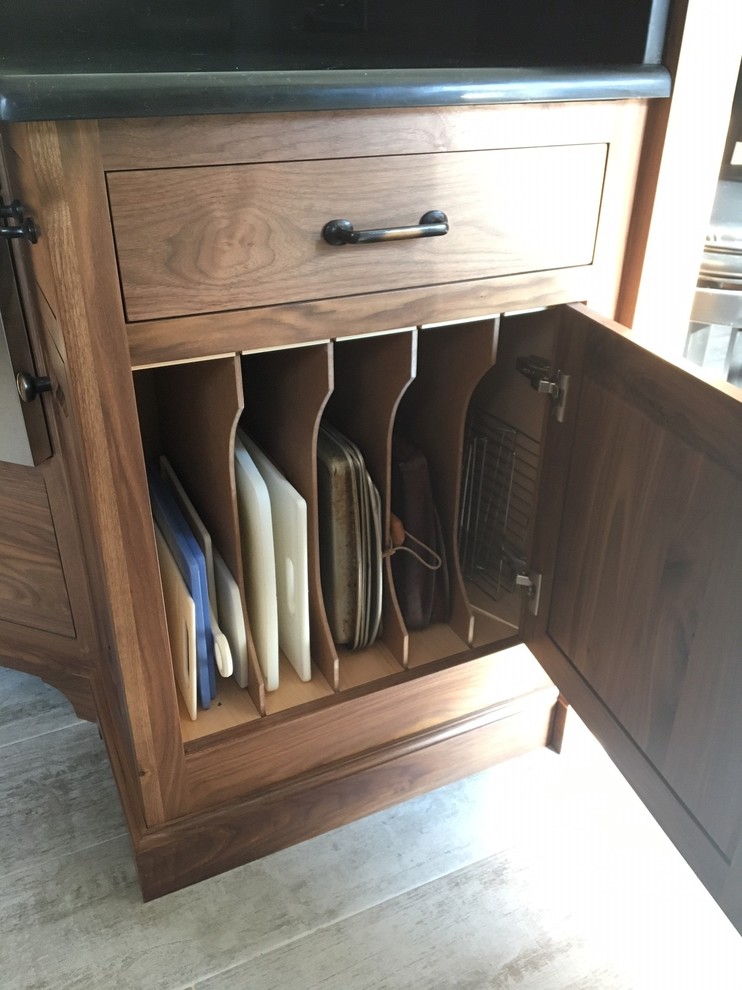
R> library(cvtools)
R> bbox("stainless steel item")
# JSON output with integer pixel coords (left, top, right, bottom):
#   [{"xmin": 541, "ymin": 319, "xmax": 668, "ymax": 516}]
[
  {"xmin": 459, "ymin": 408, "xmax": 539, "ymax": 603},
  {"xmin": 685, "ymin": 180, "xmax": 742, "ymax": 385}
]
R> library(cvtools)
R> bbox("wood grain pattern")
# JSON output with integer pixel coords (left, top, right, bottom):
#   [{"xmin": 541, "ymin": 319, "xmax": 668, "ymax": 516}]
[
  {"xmin": 549, "ymin": 354, "xmax": 742, "ymax": 857},
  {"xmin": 151, "ymin": 356, "xmax": 265, "ymax": 714},
  {"xmin": 6, "ymin": 671, "xmax": 738, "ymax": 987},
  {"xmin": 572, "ymin": 307, "xmax": 742, "ymax": 479},
  {"xmin": 526, "ymin": 305, "xmax": 742, "ymax": 927},
  {"xmin": 328, "ymin": 331, "xmax": 416, "ymax": 667},
  {"xmin": 263, "ymin": 653, "xmax": 335, "ymax": 717},
  {"xmin": 21, "ymin": 119, "xmax": 189, "ymax": 825},
  {"xmin": 107, "ymin": 144, "xmax": 607, "ymax": 322},
  {"xmin": 183, "ymin": 644, "xmax": 551, "ymax": 813},
  {"xmin": 3, "ymin": 127, "xmax": 61, "ymax": 335},
  {"xmin": 525, "ymin": 631, "xmax": 729, "ymax": 904},
  {"xmin": 127, "ymin": 264, "xmax": 595, "ymax": 367},
  {"xmin": 471, "ymin": 309, "xmax": 556, "ymax": 445},
  {"xmin": 335, "ymin": 641, "xmax": 403, "ymax": 691},
  {"xmin": 406, "ymin": 623, "xmax": 471, "ymax": 668},
  {"xmin": 0, "ymin": 192, "xmax": 106, "ymax": 676},
  {"xmin": 0, "ymin": 462, "xmax": 74, "ymax": 636},
  {"xmin": 586, "ymin": 99, "xmax": 647, "ymax": 318},
  {"xmin": 0, "ymin": 655, "xmax": 95, "ymax": 723},
  {"xmin": 98, "ymin": 101, "xmax": 636, "ymax": 172},
  {"xmin": 139, "ymin": 686, "xmax": 556, "ymax": 899},
  {"xmin": 241, "ymin": 344, "xmax": 338, "ymax": 689},
  {"xmin": 33, "ymin": 314, "xmax": 107, "ymax": 663},
  {"xmin": 0, "ymin": 93, "xmax": 676, "ymax": 909},
  {"xmin": 396, "ymin": 319, "xmax": 498, "ymax": 646},
  {"xmin": 0, "ymin": 376, "xmax": 100, "ymax": 715}
]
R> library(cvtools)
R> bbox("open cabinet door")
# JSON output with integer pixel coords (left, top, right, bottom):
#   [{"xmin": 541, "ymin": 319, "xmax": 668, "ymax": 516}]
[{"xmin": 526, "ymin": 304, "xmax": 742, "ymax": 933}]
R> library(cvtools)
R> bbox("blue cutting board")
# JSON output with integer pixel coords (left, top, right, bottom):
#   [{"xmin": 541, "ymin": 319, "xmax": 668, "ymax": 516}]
[{"xmin": 148, "ymin": 468, "xmax": 215, "ymax": 709}]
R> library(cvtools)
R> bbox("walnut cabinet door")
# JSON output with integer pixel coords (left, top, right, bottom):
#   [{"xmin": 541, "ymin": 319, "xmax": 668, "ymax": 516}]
[{"xmin": 527, "ymin": 304, "xmax": 742, "ymax": 933}]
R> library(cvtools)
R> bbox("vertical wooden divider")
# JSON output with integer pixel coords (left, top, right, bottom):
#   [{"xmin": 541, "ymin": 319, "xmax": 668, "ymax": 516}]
[
  {"xmin": 241, "ymin": 344, "xmax": 339, "ymax": 691},
  {"xmin": 152, "ymin": 356, "xmax": 266, "ymax": 715},
  {"xmin": 327, "ymin": 330, "xmax": 417, "ymax": 667},
  {"xmin": 395, "ymin": 319, "xmax": 499, "ymax": 646}
]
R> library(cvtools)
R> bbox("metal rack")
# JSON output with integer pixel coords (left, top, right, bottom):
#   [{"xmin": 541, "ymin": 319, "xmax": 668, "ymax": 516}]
[{"xmin": 459, "ymin": 407, "xmax": 539, "ymax": 601}]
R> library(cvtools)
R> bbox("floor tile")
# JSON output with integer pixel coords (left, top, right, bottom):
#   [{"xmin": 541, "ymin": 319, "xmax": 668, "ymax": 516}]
[
  {"xmin": 194, "ymin": 851, "xmax": 631, "ymax": 990},
  {"xmin": 0, "ymin": 750, "xmax": 557, "ymax": 990},
  {"xmin": 196, "ymin": 727, "xmax": 742, "ymax": 990},
  {"xmin": 0, "ymin": 667, "xmax": 80, "ymax": 747},
  {"xmin": 0, "ymin": 720, "xmax": 126, "ymax": 877},
  {"xmin": 2, "ymin": 667, "xmax": 740, "ymax": 990}
]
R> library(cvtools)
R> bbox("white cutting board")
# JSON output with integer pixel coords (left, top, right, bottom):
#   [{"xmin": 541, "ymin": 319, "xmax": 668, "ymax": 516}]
[
  {"xmin": 239, "ymin": 430, "xmax": 311, "ymax": 682},
  {"xmin": 154, "ymin": 522, "xmax": 198, "ymax": 721},
  {"xmin": 234, "ymin": 436, "xmax": 279, "ymax": 691},
  {"xmin": 213, "ymin": 548, "xmax": 249, "ymax": 688},
  {"xmin": 159, "ymin": 456, "xmax": 234, "ymax": 678}
]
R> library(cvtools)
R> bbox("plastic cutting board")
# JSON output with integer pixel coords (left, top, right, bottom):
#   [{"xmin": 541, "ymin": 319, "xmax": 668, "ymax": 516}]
[
  {"xmin": 154, "ymin": 522, "xmax": 198, "ymax": 721},
  {"xmin": 234, "ymin": 436, "xmax": 279, "ymax": 691},
  {"xmin": 160, "ymin": 455, "xmax": 233, "ymax": 679},
  {"xmin": 238, "ymin": 430, "xmax": 311, "ymax": 682}
]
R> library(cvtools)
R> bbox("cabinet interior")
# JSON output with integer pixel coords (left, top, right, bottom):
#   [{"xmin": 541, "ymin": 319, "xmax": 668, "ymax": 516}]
[{"xmin": 132, "ymin": 310, "xmax": 556, "ymax": 745}]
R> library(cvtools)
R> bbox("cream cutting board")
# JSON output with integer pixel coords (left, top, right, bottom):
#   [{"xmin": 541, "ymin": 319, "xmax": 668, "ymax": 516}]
[
  {"xmin": 239, "ymin": 430, "xmax": 311, "ymax": 682},
  {"xmin": 154, "ymin": 522, "xmax": 198, "ymax": 720},
  {"xmin": 234, "ymin": 436, "xmax": 279, "ymax": 691},
  {"xmin": 160, "ymin": 455, "xmax": 234, "ymax": 678},
  {"xmin": 213, "ymin": 548, "xmax": 249, "ymax": 688}
]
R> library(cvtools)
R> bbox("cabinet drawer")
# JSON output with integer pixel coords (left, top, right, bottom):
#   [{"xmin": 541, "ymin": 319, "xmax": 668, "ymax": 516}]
[{"xmin": 107, "ymin": 144, "xmax": 607, "ymax": 322}]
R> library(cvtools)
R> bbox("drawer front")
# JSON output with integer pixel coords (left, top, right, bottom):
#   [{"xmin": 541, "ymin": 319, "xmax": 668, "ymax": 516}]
[{"xmin": 108, "ymin": 144, "xmax": 607, "ymax": 323}]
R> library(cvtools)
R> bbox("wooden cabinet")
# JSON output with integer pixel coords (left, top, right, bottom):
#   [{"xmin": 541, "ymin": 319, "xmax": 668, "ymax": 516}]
[
  {"xmin": 526, "ymin": 306, "xmax": 742, "ymax": 927},
  {"xmin": 107, "ymin": 142, "xmax": 607, "ymax": 321},
  {"xmin": 0, "ymin": 202, "xmax": 100, "ymax": 719},
  {"xmin": 1, "ymin": 89, "xmax": 742, "ymax": 934}
]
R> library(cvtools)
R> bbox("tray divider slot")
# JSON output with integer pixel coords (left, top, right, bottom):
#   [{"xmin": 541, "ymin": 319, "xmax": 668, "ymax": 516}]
[
  {"xmin": 395, "ymin": 319, "xmax": 499, "ymax": 647},
  {"xmin": 241, "ymin": 343, "xmax": 339, "ymax": 692},
  {"xmin": 327, "ymin": 329, "xmax": 417, "ymax": 667},
  {"xmin": 152, "ymin": 356, "xmax": 266, "ymax": 715},
  {"xmin": 464, "ymin": 310, "xmax": 555, "ymax": 644}
]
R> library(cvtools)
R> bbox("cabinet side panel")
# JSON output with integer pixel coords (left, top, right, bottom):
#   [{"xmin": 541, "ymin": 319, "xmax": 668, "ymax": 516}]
[
  {"xmin": 23, "ymin": 119, "xmax": 190, "ymax": 825},
  {"xmin": 0, "ymin": 461, "xmax": 74, "ymax": 636}
]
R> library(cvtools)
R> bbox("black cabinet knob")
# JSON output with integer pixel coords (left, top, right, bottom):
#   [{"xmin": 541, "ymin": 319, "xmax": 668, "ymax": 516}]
[
  {"xmin": 16, "ymin": 371, "xmax": 52, "ymax": 403},
  {"xmin": 0, "ymin": 197, "xmax": 39, "ymax": 243}
]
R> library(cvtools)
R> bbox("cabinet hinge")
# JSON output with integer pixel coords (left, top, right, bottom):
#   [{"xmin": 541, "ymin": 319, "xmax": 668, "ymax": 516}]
[
  {"xmin": 515, "ymin": 569, "xmax": 543, "ymax": 616},
  {"xmin": 516, "ymin": 354, "xmax": 569, "ymax": 422},
  {"xmin": 501, "ymin": 543, "xmax": 543, "ymax": 616},
  {"xmin": 0, "ymin": 197, "xmax": 38, "ymax": 243}
]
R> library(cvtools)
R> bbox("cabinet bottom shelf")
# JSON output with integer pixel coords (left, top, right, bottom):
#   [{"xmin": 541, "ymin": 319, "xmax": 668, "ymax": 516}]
[{"xmin": 179, "ymin": 601, "xmax": 521, "ymax": 744}]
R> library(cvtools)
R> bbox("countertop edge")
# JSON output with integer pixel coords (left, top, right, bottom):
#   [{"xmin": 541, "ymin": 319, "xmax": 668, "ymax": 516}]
[{"xmin": 0, "ymin": 65, "xmax": 672, "ymax": 122}]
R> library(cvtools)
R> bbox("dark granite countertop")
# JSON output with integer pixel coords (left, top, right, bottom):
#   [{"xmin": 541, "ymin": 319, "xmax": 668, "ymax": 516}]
[{"xmin": 0, "ymin": 65, "xmax": 671, "ymax": 122}]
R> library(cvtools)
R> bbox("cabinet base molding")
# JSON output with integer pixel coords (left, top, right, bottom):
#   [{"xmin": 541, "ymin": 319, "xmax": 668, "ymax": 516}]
[
  {"xmin": 0, "ymin": 650, "xmax": 97, "ymax": 722},
  {"xmin": 134, "ymin": 687, "xmax": 557, "ymax": 900}
]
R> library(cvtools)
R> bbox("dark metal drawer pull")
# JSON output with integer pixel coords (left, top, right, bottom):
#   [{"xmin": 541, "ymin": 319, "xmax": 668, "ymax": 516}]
[
  {"xmin": 16, "ymin": 371, "xmax": 52, "ymax": 403},
  {"xmin": 0, "ymin": 198, "xmax": 38, "ymax": 243},
  {"xmin": 322, "ymin": 210, "xmax": 448, "ymax": 246}
]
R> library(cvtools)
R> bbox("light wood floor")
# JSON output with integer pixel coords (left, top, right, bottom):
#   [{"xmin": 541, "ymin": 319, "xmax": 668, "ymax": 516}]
[{"xmin": 1, "ymin": 665, "xmax": 740, "ymax": 989}]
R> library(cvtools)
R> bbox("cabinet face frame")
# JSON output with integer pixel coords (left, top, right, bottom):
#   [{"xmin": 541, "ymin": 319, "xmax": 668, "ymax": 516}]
[{"xmin": 0, "ymin": 140, "xmax": 52, "ymax": 466}]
